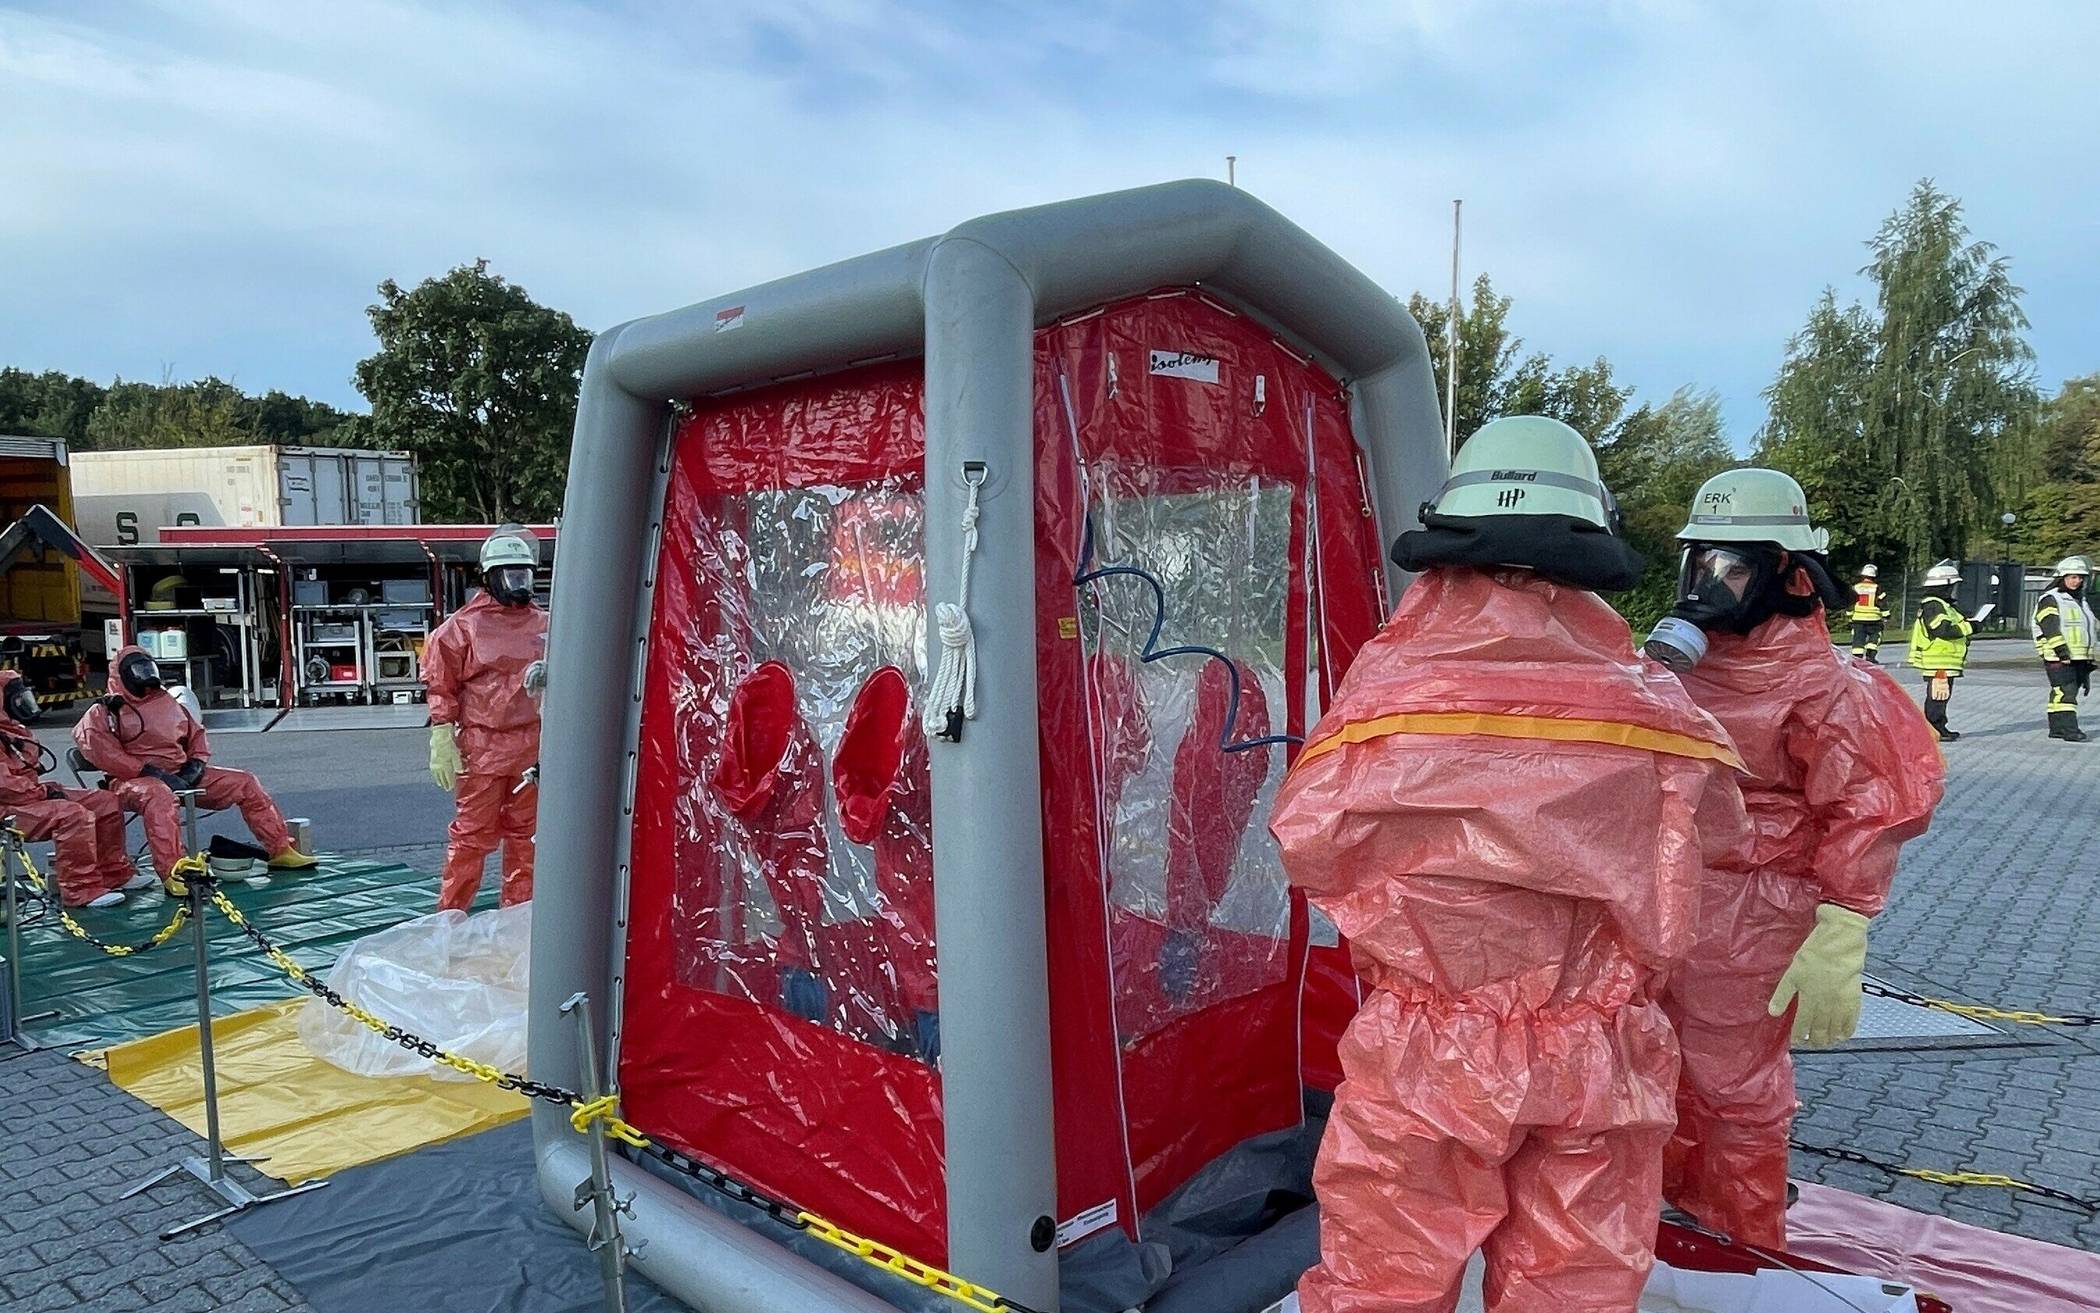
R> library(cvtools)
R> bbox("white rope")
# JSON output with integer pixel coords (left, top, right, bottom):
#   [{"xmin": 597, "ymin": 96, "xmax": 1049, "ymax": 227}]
[{"xmin": 924, "ymin": 470, "xmax": 983, "ymax": 739}]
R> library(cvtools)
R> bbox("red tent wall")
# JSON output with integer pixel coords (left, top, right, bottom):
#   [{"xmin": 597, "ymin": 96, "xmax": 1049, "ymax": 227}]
[
  {"xmin": 618, "ymin": 293, "xmax": 1390, "ymax": 1267},
  {"xmin": 1032, "ymin": 291, "xmax": 1386, "ymax": 1237}
]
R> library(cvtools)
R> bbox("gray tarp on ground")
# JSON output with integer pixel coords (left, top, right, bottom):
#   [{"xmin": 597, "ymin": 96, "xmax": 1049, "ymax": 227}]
[
  {"xmin": 228, "ymin": 1117, "xmax": 1327, "ymax": 1313},
  {"xmin": 226, "ymin": 1121, "xmax": 686, "ymax": 1313}
]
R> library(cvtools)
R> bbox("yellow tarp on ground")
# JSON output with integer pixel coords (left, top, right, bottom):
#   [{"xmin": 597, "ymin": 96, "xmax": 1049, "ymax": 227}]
[{"xmin": 99, "ymin": 998, "xmax": 528, "ymax": 1184}]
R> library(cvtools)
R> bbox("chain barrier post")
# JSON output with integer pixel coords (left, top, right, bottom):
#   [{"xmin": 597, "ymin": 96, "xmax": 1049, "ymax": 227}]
[
  {"xmin": 562, "ymin": 991, "xmax": 634, "ymax": 1313},
  {"xmin": 1, "ymin": 822, "xmax": 57, "ymax": 1053},
  {"xmin": 119, "ymin": 790, "xmax": 328, "ymax": 1238}
]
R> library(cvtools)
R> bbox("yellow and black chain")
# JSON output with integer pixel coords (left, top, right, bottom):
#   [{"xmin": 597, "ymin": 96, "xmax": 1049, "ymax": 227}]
[
  {"xmin": 5, "ymin": 833, "xmax": 191, "ymax": 958},
  {"xmin": 212, "ymin": 884, "xmax": 1049, "ymax": 1313},
  {"xmin": 1792, "ymin": 1139, "xmax": 2100, "ymax": 1212},
  {"xmin": 1862, "ymin": 979, "xmax": 2098, "ymax": 1029}
]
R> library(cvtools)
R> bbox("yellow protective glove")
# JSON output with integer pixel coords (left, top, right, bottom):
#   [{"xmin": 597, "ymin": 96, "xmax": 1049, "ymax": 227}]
[
  {"xmin": 429, "ymin": 722, "xmax": 461, "ymax": 792},
  {"xmin": 1767, "ymin": 902, "xmax": 1870, "ymax": 1048}
]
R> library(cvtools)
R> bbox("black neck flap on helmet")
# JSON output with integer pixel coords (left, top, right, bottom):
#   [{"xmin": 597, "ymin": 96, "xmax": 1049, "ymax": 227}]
[{"xmin": 1391, "ymin": 511, "xmax": 1646, "ymax": 593}]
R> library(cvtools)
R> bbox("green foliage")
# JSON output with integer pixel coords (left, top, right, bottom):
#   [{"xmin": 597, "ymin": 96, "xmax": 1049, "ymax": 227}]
[
  {"xmin": 0, "ymin": 366, "xmax": 354, "ymax": 450},
  {"xmin": 1409, "ymin": 275, "xmax": 1732, "ymax": 626},
  {"xmin": 1756, "ymin": 180, "xmax": 2037, "ymax": 576},
  {"xmin": 2008, "ymin": 374, "xmax": 2100, "ymax": 562},
  {"xmin": 354, "ymin": 259, "xmax": 591, "ymax": 523}
]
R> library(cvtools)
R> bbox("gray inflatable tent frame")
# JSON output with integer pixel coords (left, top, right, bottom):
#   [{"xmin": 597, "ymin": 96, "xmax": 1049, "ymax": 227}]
[{"xmin": 532, "ymin": 178, "xmax": 1447, "ymax": 1313}]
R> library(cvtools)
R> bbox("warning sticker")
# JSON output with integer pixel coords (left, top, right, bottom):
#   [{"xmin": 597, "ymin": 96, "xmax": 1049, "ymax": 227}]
[
  {"xmin": 1147, "ymin": 349, "xmax": 1220, "ymax": 384},
  {"xmin": 1056, "ymin": 1199, "xmax": 1120, "ymax": 1248},
  {"xmin": 714, "ymin": 304, "xmax": 746, "ymax": 333}
]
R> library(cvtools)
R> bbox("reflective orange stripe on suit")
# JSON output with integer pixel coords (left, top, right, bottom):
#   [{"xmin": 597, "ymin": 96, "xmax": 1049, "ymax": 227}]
[{"xmin": 1294, "ymin": 711, "xmax": 1743, "ymax": 773}]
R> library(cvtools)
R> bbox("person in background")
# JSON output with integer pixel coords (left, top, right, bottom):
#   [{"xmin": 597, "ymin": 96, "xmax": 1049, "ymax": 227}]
[
  {"xmin": 1642, "ymin": 469, "xmax": 1942, "ymax": 1251},
  {"xmin": 1273, "ymin": 416, "xmax": 1745, "ymax": 1313},
  {"xmin": 1906, "ymin": 561, "xmax": 1972, "ymax": 742},
  {"xmin": 0, "ymin": 670, "xmax": 141, "ymax": 907},
  {"xmin": 1848, "ymin": 562, "xmax": 1885, "ymax": 662},
  {"xmin": 73, "ymin": 646, "xmax": 318, "ymax": 878},
  {"xmin": 2033, "ymin": 554, "xmax": 2095, "ymax": 743},
  {"xmin": 425, "ymin": 527, "xmax": 548, "ymax": 911}
]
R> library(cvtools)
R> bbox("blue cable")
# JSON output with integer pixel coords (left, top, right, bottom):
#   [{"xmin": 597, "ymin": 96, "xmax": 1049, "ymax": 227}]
[{"xmin": 1072, "ymin": 517, "xmax": 1302, "ymax": 754}]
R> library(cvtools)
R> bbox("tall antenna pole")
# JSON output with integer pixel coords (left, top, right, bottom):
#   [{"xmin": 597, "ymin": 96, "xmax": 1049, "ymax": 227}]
[
  {"xmin": 1226, "ymin": 155, "xmax": 1237, "ymax": 187},
  {"xmin": 1446, "ymin": 199, "xmax": 1462, "ymax": 458}
]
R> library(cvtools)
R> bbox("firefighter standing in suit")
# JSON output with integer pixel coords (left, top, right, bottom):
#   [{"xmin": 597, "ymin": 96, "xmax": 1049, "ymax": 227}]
[
  {"xmin": 1848, "ymin": 563, "xmax": 1885, "ymax": 662},
  {"xmin": 1906, "ymin": 561, "xmax": 1972, "ymax": 742},
  {"xmin": 2033, "ymin": 554, "xmax": 2096, "ymax": 743}
]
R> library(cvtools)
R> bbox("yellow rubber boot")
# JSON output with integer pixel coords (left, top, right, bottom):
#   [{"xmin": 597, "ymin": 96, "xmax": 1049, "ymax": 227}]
[{"xmin": 268, "ymin": 849, "xmax": 320, "ymax": 870}]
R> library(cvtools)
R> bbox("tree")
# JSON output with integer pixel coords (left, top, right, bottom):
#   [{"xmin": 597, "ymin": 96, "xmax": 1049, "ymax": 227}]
[
  {"xmin": 1756, "ymin": 181, "xmax": 2037, "ymax": 576},
  {"xmin": 1408, "ymin": 276, "xmax": 1527, "ymax": 445},
  {"xmin": 354, "ymin": 260, "xmax": 591, "ymax": 522},
  {"xmin": 0, "ymin": 368, "xmax": 106, "ymax": 443},
  {"xmin": 2008, "ymin": 374, "xmax": 2100, "ymax": 562}
]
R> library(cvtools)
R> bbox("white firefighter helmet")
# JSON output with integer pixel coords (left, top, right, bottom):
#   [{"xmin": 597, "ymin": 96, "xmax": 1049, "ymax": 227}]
[
  {"xmin": 480, "ymin": 526, "xmax": 540, "ymax": 571},
  {"xmin": 2054, "ymin": 555, "xmax": 2093, "ymax": 579},
  {"xmin": 1676, "ymin": 468, "xmax": 1830, "ymax": 553},
  {"xmin": 1426, "ymin": 415, "xmax": 1615, "ymax": 528},
  {"xmin": 1923, "ymin": 560, "xmax": 1961, "ymax": 588},
  {"xmin": 1860, "ymin": 563, "xmax": 1879, "ymax": 579}
]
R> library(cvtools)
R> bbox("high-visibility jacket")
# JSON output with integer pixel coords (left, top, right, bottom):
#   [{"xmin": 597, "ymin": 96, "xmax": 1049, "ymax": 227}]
[
  {"xmin": 2034, "ymin": 587, "xmax": 2098, "ymax": 663},
  {"xmin": 1850, "ymin": 581, "xmax": 1884, "ymax": 622},
  {"xmin": 1906, "ymin": 596, "xmax": 1972, "ymax": 675}
]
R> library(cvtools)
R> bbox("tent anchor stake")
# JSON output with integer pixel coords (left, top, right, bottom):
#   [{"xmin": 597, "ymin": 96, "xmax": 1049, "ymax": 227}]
[{"xmin": 564, "ymin": 990, "xmax": 635, "ymax": 1313}]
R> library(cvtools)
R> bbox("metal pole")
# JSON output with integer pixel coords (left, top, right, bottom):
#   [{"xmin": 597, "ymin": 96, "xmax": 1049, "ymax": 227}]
[
  {"xmin": 2, "ymin": 825, "xmax": 59, "ymax": 1054},
  {"xmin": 563, "ymin": 991, "xmax": 631, "ymax": 1313},
  {"xmin": 1446, "ymin": 198, "xmax": 1462, "ymax": 458},
  {"xmin": 179, "ymin": 791, "xmax": 227, "ymax": 1182},
  {"xmin": 121, "ymin": 790, "xmax": 327, "ymax": 1236},
  {"xmin": 3, "ymin": 825, "xmax": 34, "ymax": 1053},
  {"xmin": 1226, "ymin": 155, "xmax": 1236, "ymax": 187}
]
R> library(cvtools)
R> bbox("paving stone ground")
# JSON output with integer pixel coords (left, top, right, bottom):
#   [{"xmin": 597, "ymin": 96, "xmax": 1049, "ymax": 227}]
[
  {"xmin": 1, "ymin": 651, "xmax": 2093, "ymax": 1313},
  {"xmin": 1791, "ymin": 649, "xmax": 2100, "ymax": 1251}
]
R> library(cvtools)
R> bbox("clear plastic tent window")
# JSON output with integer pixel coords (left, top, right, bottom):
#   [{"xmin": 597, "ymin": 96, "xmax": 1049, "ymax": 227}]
[
  {"xmin": 1081, "ymin": 476, "xmax": 1294, "ymax": 1042},
  {"xmin": 670, "ymin": 481, "xmax": 936, "ymax": 1057}
]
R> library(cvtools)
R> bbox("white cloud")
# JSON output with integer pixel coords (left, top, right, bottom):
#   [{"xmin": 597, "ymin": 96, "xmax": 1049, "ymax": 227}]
[{"xmin": 3, "ymin": 0, "xmax": 2096, "ymax": 443}]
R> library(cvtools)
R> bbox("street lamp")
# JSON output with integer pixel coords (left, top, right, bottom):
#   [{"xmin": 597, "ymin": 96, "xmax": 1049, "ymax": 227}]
[{"xmin": 1999, "ymin": 512, "xmax": 2017, "ymax": 632}]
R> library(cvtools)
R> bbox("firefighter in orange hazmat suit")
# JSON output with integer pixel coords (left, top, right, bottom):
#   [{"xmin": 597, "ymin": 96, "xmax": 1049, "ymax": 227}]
[
  {"xmin": 426, "ymin": 527, "xmax": 548, "ymax": 912},
  {"xmin": 1641, "ymin": 468, "xmax": 1943, "ymax": 1250},
  {"xmin": 1272, "ymin": 416, "xmax": 1747, "ymax": 1313}
]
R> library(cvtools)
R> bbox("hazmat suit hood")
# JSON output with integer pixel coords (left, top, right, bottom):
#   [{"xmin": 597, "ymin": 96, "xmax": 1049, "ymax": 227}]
[{"xmin": 108, "ymin": 644, "xmax": 168, "ymax": 707}]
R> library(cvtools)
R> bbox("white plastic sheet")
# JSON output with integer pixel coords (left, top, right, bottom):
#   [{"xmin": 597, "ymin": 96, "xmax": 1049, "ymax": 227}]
[{"xmin": 298, "ymin": 904, "xmax": 532, "ymax": 1082}]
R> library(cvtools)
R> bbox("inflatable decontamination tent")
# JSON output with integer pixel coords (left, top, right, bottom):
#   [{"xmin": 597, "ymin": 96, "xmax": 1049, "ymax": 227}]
[{"xmin": 531, "ymin": 180, "xmax": 1446, "ymax": 1312}]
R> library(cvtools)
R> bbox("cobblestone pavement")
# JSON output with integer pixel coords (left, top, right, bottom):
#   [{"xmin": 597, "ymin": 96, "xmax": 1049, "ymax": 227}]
[
  {"xmin": 1791, "ymin": 658, "xmax": 2100, "ymax": 1251},
  {"xmin": 0, "ymin": 1048, "xmax": 318, "ymax": 1313},
  {"xmin": 2, "ymin": 662, "xmax": 2093, "ymax": 1313}
]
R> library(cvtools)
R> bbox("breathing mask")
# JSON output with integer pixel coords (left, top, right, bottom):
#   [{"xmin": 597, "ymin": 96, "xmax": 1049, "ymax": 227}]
[
  {"xmin": 486, "ymin": 565, "xmax": 536, "ymax": 607},
  {"xmin": 117, "ymin": 651, "xmax": 163, "ymax": 698},
  {"xmin": 3, "ymin": 680, "xmax": 39, "ymax": 724}
]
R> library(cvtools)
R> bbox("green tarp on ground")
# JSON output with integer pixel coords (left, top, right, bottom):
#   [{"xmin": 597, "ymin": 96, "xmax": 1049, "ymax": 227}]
[{"xmin": 9, "ymin": 857, "xmax": 492, "ymax": 1050}]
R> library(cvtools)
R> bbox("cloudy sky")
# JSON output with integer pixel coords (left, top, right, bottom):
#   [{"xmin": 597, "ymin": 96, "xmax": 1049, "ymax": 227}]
[{"xmin": 5, "ymin": 1, "xmax": 2096, "ymax": 445}]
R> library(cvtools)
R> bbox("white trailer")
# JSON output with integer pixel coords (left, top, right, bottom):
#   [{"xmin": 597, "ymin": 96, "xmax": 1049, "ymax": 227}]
[{"xmin": 70, "ymin": 445, "xmax": 419, "ymax": 547}]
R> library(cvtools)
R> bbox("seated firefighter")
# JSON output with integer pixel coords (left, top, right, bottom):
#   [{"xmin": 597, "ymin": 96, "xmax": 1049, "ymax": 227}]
[
  {"xmin": 73, "ymin": 645, "xmax": 317, "ymax": 878},
  {"xmin": 0, "ymin": 670, "xmax": 142, "ymax": 908}
]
